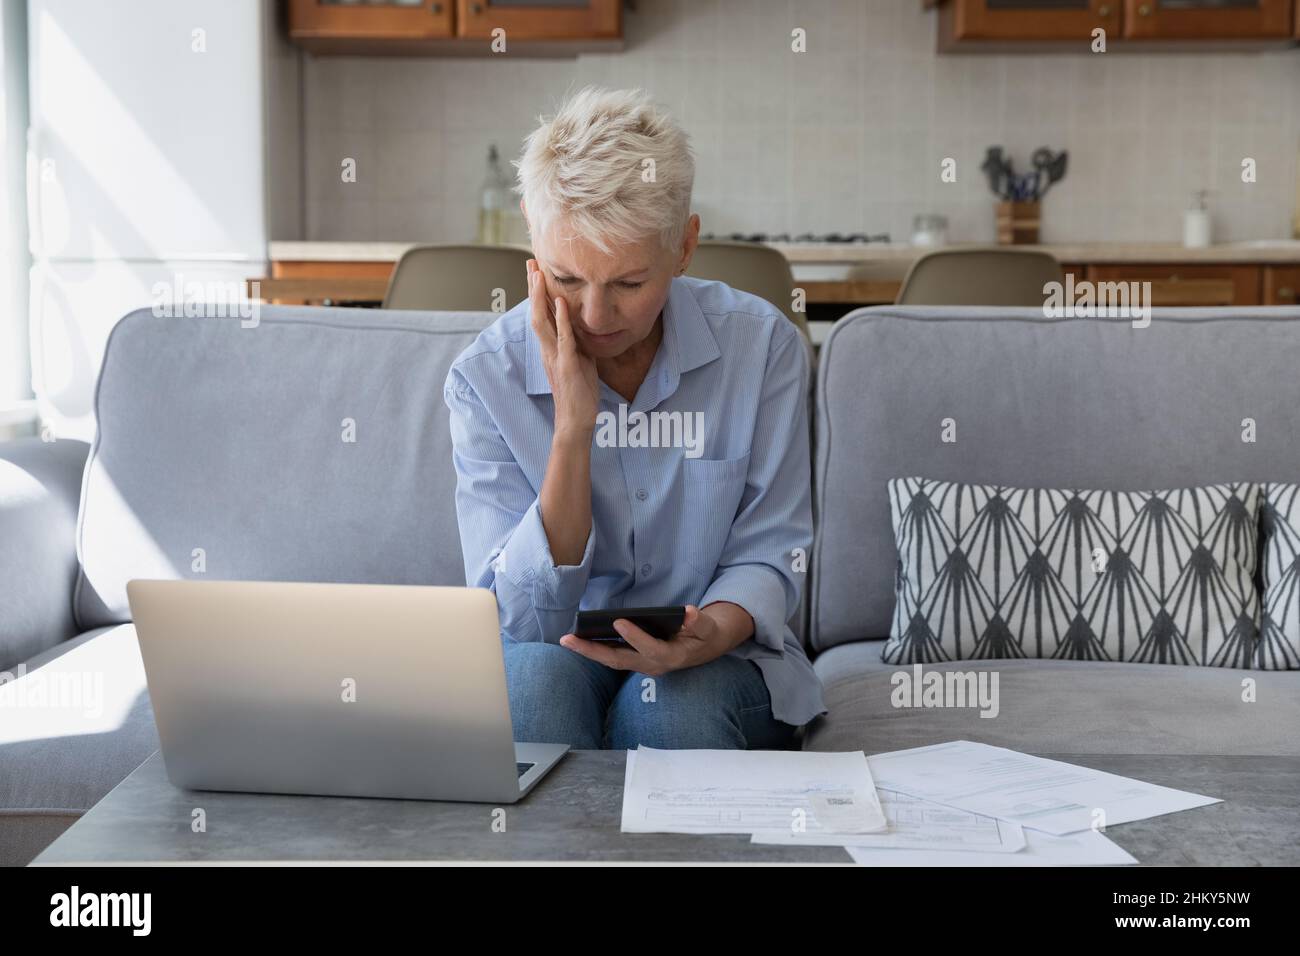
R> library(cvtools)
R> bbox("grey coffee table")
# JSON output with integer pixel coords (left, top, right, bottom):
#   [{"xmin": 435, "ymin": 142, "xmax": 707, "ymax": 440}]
[{"xmin": 32, "ymin": 750, "xmax": 1300, "ymax": 865}]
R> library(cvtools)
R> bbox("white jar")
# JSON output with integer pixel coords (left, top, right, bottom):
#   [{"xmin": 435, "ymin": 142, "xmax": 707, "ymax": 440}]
[{"xmin": 1183, "ymin": 191, "xmax": 1211, "ymax": 248}]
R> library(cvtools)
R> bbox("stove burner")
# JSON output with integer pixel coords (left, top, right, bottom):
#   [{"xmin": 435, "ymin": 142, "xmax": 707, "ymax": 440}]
[{"xmin": 701, "ymin": 232, "xmax": 892, "ymax": 244}]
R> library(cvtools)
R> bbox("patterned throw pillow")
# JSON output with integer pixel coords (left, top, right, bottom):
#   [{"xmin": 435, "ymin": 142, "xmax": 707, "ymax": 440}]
[
  {"xmin": 883, "ymin": 478, "xmax": 1262, "ymax": 668},
  {"xmin": 1258, "ymin": 484, "xmax": 1300, "ymax": 669}
]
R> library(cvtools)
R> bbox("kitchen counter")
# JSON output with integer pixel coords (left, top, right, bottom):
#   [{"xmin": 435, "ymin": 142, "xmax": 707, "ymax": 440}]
[
  {"xmin": 259, "ymin": 240, "xmax": 1300, "ymax": 312},
  {"xmin": 269, "ymin": 239, "xmax": 1300, "ymax": 265}
]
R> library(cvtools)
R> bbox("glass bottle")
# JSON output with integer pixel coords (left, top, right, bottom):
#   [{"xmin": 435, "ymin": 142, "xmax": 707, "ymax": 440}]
[{"xmin": 477, "ymin": 144, "xmax": 512, "ymax": 245}]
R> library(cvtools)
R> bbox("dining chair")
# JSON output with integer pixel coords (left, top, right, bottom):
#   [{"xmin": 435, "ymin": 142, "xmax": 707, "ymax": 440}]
[
  {"xmin": 686, "ymin": 240, "xmax": 812, "ymax": 346},
  {"xmin": 382, "ymin": 244, "xmax": 533, "ymax": 312},
  {"xmin": 896, "ymin": 248, "xmax": 1065, "ymax": 306}
]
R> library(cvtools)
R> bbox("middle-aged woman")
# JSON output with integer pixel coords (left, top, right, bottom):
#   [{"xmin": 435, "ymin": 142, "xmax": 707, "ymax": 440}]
[{"xmin": 444, "ymin": 86, "xmax": 826, "ymax": 750}]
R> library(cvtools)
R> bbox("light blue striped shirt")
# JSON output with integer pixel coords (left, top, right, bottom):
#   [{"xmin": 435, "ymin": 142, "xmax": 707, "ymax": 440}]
[{"xmin": 443, "ymin": 276, "xmax": 827, "ymax": 727}]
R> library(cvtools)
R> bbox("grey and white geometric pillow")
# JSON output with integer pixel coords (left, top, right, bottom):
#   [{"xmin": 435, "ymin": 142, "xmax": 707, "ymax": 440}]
[
  {"xmin": 1258, "ymin": 484, "xmax": 1300, "ymax": 669},
  {"xmin": 883, "ymin": 478, "xmax": 1261, "ymax": 668}
]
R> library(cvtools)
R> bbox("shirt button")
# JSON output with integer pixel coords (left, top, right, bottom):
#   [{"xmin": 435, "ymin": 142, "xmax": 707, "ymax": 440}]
[
  {"xmin": 640, "ymin": 563, "xmax": 652, "ymax": 576},
  {"xmin": 635, "ymin": 488, "xmax": 648, "ymax": 501}
]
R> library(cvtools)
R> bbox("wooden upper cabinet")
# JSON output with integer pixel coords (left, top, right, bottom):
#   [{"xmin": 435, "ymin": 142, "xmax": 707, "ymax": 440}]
[
  {"xmin": 936, "ymin": 0, "xmax": 1297, "ymax": 45},
  {"xmin": 456, "ymin": 0, "xmax": 621, "ymax": 40},
  {"xmin": 287, "ymin": 0, "xmax": 623, "ymax": 53},
  {"xmin": 940, "ymin": 0, "xmax": 1120, "ymax": 43},
  {"xmin": 288, "ymin": 0, "xmax": 455, "ymax": 42},
  {"xmin": 1122, "ymin": 0, "xmax": 1293, "ymax": 39}
]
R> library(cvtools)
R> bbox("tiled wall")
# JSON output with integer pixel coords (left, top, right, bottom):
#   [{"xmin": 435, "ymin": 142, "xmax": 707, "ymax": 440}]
[{"xmin": 301, "ymin": 0, "xmax": 1300, "ymax": 245}]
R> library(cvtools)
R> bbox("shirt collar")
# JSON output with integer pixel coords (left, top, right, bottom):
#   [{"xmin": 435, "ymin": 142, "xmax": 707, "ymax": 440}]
[{"xmin": 526, "ymin": 276, "xmax": 721, "ymax": 398}]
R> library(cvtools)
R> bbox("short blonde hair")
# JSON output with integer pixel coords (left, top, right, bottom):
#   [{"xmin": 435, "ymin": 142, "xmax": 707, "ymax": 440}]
[{"xmin": 513, "ymin": 86, "xmax": 695, "ymax": 258}]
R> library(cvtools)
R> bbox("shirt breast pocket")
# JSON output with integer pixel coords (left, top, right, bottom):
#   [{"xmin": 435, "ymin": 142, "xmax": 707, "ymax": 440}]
[{"xmin": 679, "ymin": 452, "xmax": 751, "ymax": 579}]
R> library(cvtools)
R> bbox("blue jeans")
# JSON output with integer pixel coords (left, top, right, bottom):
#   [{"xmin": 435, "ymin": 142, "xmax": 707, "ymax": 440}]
[{"xmin": 502, "ymin": 641, "xmax": 798, "ymax": 750}]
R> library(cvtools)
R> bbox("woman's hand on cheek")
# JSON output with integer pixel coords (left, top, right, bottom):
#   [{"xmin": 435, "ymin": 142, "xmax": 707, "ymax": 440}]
[
  {"xmin": 558, "ymin": 605, "xmax": 724, "ymax": 676},
  {"xmin": 527, "ymin": 258, "xmax": 599, "ymax": 438}
]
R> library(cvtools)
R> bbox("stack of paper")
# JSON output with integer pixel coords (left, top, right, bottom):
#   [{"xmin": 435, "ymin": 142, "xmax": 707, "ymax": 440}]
[
  {"xmin": 620, "ymin": 746, "xmax": 887, "ymax": 837},
  {"xmin": 620, "ymin": 740, "xmax": 1223, "ymax": 866},
  {"xmin": 754, "ymin": 787, "xmax": 1029, "ymax": 854},
  {"xmin": 866, "ymin": 741, "xmax": 1221, "ymax": 835}
]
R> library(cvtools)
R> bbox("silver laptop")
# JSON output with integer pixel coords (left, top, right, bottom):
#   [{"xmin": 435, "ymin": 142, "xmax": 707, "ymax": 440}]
[{"xmin": 126, "ymin": 579, "xmax": 568, "ymax": 803}]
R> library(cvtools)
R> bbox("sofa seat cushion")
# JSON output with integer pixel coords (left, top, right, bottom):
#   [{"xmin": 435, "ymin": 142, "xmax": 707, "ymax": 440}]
[
  {"xmin": 804, "ymin": 640, "xmax": 1300, "ymax": 757},
  {"xmin": 0, "ymin": 624, "xmax": 158, "ymax": 866}
]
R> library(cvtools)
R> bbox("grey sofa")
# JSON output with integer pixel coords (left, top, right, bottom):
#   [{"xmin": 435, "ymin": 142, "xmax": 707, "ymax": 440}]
[
  {"xmin": 2, "ymin": 303, "xmax": 1298, "ymax": 866},
  {"xmin": 802, "ymin": 306, "xmax": 1300, "ymax": 757}
]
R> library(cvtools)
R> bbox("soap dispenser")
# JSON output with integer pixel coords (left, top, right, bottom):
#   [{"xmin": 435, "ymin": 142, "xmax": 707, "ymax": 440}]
[{"xmin": 1183, "ymin": 190, "xmax": 1211, "ymax": 248}]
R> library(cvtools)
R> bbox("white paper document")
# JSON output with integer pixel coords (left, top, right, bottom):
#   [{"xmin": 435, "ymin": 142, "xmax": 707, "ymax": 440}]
[
  {"xmin": 845, "ymin": 827, "xmax": 1138, "ymax": 867},
  {"xmin": 868, "ymin": 740, "xmax": 1221, "ymax": 835},
  {"xmin": 620, "ymin": 746, "xmax": 887, "ymax": 836},
  {"xmin": 750, "ymin": 787, "xmax": 1026, "ymax": 852}
]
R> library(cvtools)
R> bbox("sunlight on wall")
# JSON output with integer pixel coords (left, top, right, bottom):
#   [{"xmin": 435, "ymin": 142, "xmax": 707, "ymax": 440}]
[{"xmin": 33, "ymin": 9, "xmax": 237, "ymax": 258}]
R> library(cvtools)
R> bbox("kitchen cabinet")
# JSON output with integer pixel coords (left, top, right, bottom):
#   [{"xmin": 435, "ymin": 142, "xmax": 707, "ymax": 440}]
[
  {"xmin": 288, "ymin": 0, "xmax": 454, "ymax": 44},
  {"xmin": 935, "ymin": 0, "xmax": 1295, "ymax": 46},
  {"xmin": 287, "ymin": 0, "xmax": 623, "ymax": 55},
  {"xmin": 1264, "ymin": 266, "xmax": 1300, "ymax": 304},
  {"xmin": 938, "ymin": 0, "xmax": 1121, "ymax": 44},
  {"xmin": 1122, "ymin": 0, "xmax": 1292, "ymax": 39},
  {"xmin": 1086, "ymin": 264, "xmax": 1262, "ymax": 305},
  {"xmin": 259, "ymin": 243, "xmax": 1299, "ymax": 309},
  {"xmin": 455, "ymin": 0, "xmax": 620, "ymax": 40},
  {"xmin": 262, "ymin": 259, "xmax": 395, "ymax": 305}
]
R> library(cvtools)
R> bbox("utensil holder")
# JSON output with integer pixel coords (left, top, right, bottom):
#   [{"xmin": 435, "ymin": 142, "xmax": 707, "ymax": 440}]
[{"xmin": 996, "ymin": 201, "xmax": 1040, "ymax": 245}]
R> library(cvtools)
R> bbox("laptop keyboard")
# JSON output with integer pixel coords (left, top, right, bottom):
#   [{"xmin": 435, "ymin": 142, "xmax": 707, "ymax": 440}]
[{"xmin": 517, "ymin": 761, "xmax": 535, "ymax": 778}]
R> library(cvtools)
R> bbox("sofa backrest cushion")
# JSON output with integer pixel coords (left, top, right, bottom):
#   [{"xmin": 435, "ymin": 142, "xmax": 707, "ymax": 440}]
[
  {"xmin": 0, "ymin": 438, "xmax": 89, "ymax": 670},
  {"xmin": 810, "ymin": 305, "xmax": 1300, "ymax": 653},
  {"xmin": 75, "ymin": 306, "xmax": 495, "ymax": 630}
]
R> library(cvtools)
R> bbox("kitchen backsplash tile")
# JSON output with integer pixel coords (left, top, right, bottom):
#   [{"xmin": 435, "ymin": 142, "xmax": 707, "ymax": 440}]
[{"xmin": 301, "ymin": 0, "xmax": 1300, "ymax": 245}]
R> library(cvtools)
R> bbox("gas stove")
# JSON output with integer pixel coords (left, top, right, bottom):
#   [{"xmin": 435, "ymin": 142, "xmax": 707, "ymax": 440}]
[{"xmin": 700, "ymin": 232, "xmax": 892, "ymax": 244}]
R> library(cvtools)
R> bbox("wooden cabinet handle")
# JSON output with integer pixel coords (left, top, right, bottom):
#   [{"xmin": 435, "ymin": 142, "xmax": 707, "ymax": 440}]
[
  {"xmin": 1138, "ymin": 3, "xmax": 1151, "ymax": 15},
  {"xmin": 1097, "ymin": 4, "xmax": 1110, "ymax": 16},
  {"xmin": 1279, "ymin": 287, "xmax": 1296, "ymax": 300}
]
